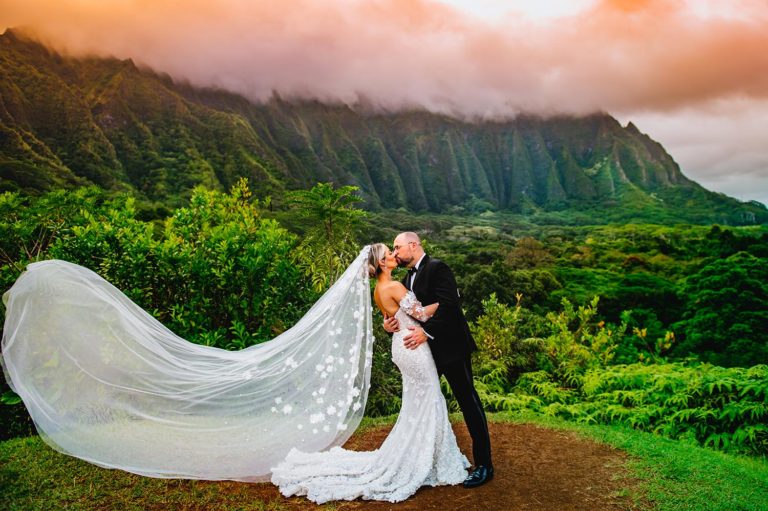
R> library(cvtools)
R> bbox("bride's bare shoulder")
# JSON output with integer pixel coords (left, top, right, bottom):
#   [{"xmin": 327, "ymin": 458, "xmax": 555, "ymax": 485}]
[
  {"xmin": 377, "ymin": 281, "xmax": 406, "ymax": 296},
  {"xmin": 374, "ymin": 281, "xmax": 407, "ymax": 306}
]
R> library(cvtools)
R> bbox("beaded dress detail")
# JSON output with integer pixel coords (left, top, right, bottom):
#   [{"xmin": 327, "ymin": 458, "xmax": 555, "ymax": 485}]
[{"xmin": 271, "ymin": 291, "xmax": 469, "ymax": 503}]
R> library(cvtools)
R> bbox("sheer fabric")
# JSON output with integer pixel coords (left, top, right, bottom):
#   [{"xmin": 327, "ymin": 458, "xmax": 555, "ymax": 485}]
[
  {"xmin": 271, "ymin": 291, "xmax": 469, "ymax": 503},
  {"xmin": 1, "ymin": 247, "xmax": 374, "ymax": 481}
]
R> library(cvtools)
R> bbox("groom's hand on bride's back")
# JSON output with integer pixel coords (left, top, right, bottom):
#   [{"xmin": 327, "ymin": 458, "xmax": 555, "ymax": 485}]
[{"xmin": 383, "ymin": 316, "xmax": 400, "ymax": 334}]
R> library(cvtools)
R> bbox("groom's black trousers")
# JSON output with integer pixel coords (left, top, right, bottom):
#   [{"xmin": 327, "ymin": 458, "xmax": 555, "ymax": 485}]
[{"xmin": 439, "ymin": 357, "xmax": 492, "ymax": 467}]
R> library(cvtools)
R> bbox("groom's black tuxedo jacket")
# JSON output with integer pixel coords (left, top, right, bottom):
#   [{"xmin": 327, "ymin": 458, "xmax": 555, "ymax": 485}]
[{"xmin": 403, "ymin": 255, "xmax": 477, "ymax": 370}]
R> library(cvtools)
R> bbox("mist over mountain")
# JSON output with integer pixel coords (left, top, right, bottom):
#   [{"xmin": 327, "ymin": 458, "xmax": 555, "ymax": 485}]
[{"xmin": 1, "ymin": 30, "xmax": 764, "ymax": 224}]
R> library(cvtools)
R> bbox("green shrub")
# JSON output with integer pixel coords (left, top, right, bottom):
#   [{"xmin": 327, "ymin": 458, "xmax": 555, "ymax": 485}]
[
  {"xmin": 470, "ymin": 293, "xmax": 543, "ymax": 385},
  {"xmin": 468, "ymin": 290, "xmax": 766, "ymax": 457},
  {"xmin": 535, "ymin": 296, "xmax": 628, "ymax": 388},
  {"xmin": 501, "ymin": 363, "xmax": 768, "ymax": 457}
]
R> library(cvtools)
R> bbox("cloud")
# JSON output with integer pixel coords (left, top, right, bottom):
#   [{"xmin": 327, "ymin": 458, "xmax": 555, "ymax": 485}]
[
  {"xmin": 1, "ymin": 0, "xmax": 766, "ymax": 204},
  {"xmin": 1, "ymin": 0, "xmax": 767, "ymax": 118}
]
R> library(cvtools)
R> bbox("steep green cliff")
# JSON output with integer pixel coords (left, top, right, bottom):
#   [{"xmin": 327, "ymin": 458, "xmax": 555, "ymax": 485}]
[{"xmin": 1, "ymin": 29, "xmax": 764, "ymax": 223}]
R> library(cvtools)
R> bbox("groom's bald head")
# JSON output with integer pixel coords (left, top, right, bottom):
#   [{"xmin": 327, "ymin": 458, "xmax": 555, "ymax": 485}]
[{"xmin": 392, "ymin": 232, "xmax": 424, "ymax": 268}]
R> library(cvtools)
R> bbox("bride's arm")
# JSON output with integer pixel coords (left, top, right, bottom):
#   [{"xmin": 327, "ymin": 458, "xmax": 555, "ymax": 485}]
[
  {"xmin": 421, "ymin": 302, "xmax": 439, "ymax": 318},
  {"xmin": 397, "ymin": 287, "xmax": 438, "ymax": 322}
]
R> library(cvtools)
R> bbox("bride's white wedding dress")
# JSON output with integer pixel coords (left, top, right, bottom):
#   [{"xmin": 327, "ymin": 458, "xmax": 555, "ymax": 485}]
[{"xmin": 271, "ymin": 291, "xmax": 469, "ymax": 503}]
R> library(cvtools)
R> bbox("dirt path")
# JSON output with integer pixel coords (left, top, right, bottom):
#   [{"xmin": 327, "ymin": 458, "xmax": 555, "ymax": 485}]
[{"xmin": 218, "ymin": 421, "xmax": 643, "ymax": 511}]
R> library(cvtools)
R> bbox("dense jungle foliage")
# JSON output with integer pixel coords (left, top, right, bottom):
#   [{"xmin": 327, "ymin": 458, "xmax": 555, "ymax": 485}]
[{"xmin": 1, "ymin": 182, "xmax": 766, "ymax": 457}]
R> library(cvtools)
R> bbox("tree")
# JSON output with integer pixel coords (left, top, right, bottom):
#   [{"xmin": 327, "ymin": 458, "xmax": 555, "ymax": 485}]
[
  {"xmin": 599, "ymin": 272, "xmax": 682, "ymax": 326},
  {"xmin": 673, "ymin": 252, "xmax": 768, "ymax": 367},
  {"xmin": 285, "ymin": 182, "xmax": 367, "ymax": 292},
  {"xmin": 461, "ymin": 261, "xmax": 561, "ymax": 319},
  {"xmin": 506, "ymin": 237, "xmax": 554, "ymax": 269}
]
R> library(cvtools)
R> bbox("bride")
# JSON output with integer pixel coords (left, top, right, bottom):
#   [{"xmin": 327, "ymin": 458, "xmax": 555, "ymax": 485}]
[
  {"xmin": 1, "ymin": 244, "xmax": 467, "ymax": 502},
  {"xmin": 271, "ymin": 243, "xmax": 469, "ymax": 502}
]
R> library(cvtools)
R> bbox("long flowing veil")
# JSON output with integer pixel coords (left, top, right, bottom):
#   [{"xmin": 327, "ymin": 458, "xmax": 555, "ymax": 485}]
[{"xmin": 1, "ymin": 246, "xmax": 374, "ymax": 481}]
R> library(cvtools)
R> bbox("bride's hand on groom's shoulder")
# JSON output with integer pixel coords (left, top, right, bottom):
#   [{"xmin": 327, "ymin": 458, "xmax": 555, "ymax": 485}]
[{"xmin": 383, "ymin": 315, "xmax": 400, "ymax": 333}]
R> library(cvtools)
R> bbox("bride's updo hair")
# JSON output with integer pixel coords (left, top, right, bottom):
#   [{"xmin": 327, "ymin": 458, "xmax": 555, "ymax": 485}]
[{"xmin": 367, "ymin": 243, "xmax": 388, "ymax": 279}]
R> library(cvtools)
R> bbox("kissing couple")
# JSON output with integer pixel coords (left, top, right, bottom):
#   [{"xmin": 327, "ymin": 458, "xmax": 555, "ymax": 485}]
[{"xmin": 272, "ymin": 232, "xmax": 494, "ymax": 502}]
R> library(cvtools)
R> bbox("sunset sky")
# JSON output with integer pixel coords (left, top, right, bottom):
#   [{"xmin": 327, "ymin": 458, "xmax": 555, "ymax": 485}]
[{"xmin": 1, "ymin": 0, "xmax": 766, "ymax": 205}]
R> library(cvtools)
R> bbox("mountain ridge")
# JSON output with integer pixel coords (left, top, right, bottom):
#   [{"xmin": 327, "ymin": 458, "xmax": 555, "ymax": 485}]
[{"xmin": 1, "ymin": 29, "xmax": 764, "ymax": 224}]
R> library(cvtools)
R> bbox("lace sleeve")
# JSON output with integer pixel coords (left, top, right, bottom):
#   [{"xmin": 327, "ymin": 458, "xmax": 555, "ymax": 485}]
[{"xmin": 400, "ymin": 292, "xmax": 432, "ymax": 321}]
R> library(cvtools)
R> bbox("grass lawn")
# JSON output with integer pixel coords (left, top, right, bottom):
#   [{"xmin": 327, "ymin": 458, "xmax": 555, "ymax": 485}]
[{"xmin": 1, "ymin": 413, "xmax": 766, "ymax": 510}]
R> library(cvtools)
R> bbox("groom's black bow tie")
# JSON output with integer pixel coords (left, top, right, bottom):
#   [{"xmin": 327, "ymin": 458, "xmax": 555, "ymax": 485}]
[{"xmin": 407, "ymin": 266, "xmax": 419, "ymax": 288}]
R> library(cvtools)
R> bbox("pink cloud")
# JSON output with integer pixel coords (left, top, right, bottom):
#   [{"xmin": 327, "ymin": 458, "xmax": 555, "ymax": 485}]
[{"xmin": 1, "ymin": 0, "xmax": 767, "ymax": 118}]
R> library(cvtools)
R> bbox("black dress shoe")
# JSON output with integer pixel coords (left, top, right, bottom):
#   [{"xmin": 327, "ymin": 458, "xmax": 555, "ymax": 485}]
[{"xmin": 463, "ymin": 465, "xmax": 494, "ymax": 488}]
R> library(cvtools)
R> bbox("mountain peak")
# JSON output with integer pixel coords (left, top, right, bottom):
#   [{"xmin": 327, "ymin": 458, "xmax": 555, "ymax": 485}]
[
  {"xmin": 1, "ymin": 27, "xmax": 44, "ymax": 48},
  {"xmin": 625, "ymin": 121, "xmax": 641, "ymax": 134}
]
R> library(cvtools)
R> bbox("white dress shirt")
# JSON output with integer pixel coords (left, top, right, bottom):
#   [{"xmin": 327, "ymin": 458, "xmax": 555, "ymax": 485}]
[
  {"xmin": 409, "ymin": 253, "xmax": 427, "ymax": 289},
  {"xmin": 409, "ymin": 254, "xmax": 432, "ymax": 339}
]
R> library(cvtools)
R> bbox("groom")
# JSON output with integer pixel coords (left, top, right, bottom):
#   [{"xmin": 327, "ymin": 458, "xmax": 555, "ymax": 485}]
[{"xmin": 384, "ymin": 232, "xmax": 493, "ymax": 488}]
